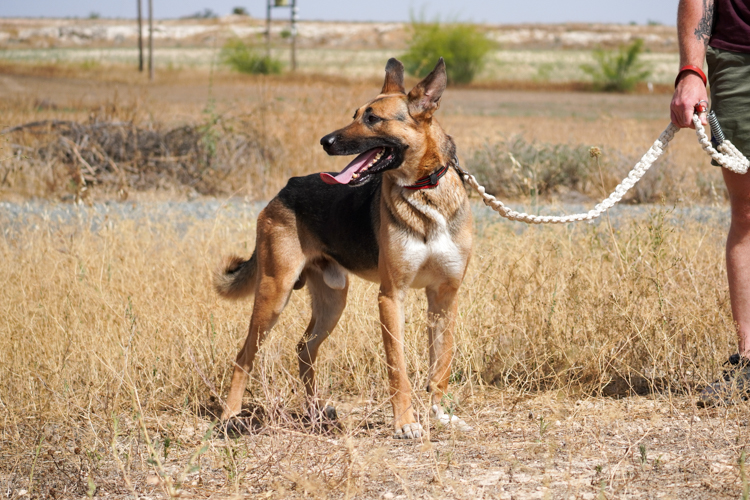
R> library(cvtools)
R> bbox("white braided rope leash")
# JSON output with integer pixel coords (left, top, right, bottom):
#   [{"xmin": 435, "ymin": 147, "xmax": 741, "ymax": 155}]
[{"xmin": 462, "ymin": 114, "xmax": 750, "ymax": 224}]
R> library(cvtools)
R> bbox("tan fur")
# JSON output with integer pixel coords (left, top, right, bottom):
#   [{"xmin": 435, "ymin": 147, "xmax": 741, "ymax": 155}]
[
  {"xmin": 213, "ymin": 254, "xmax": 257, "ymax": 299},
  {"xmin": 216, "ymin": 59, "xmax": 473, "ymax": 438}
]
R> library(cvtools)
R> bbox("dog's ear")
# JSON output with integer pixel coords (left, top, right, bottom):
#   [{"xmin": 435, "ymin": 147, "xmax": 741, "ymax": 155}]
[
  {"xmin": 381, "ymin": 58, "xmax": 405, "ymax": 95},
  {"xmin": 407, "ymin": 58, "xmax": 446, "ymax": 119}
]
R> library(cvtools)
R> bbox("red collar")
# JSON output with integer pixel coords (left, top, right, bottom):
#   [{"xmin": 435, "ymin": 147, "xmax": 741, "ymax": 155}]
[{"xmin": 404, "ymin": 164, "xmax": 450, "ymax": 190}]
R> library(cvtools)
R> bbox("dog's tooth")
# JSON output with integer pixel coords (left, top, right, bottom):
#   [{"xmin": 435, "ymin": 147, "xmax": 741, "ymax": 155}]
[{"xmin": 352, "ymin": 173, "xmax": 359, "ymax": 179}]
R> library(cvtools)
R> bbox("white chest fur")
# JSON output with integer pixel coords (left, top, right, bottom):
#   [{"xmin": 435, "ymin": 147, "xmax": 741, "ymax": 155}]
[{"xmin": 396, "ymin": 195, "xmax": 467, "ymax": 288}]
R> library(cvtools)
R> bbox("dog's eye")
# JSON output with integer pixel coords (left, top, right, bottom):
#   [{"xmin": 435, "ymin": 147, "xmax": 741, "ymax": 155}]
[{"xmin": 367, "ymin": 114, "xmax": 381, "ymax": 125}]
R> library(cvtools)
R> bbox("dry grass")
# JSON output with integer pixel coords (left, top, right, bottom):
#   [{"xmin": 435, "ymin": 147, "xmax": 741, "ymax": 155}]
[
  {"xmin": 0, "ymin": 62, "xmax": 725, "ymax": 204},
  {"xmin": 0, "ymin": 202, "xmax": 746, "ymax": 498},
  {"xmin": 1, "ymin": 65, "xmax": 748, "ymax": 498}
]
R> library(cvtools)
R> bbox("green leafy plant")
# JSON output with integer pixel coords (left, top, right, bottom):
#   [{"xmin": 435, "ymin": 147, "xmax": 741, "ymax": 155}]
[
  {"xmin": 581, "ymin": 39, "xmax": 652, "ymax": 92},
  {"xmin": 538, "ymin": 416, "xmax": 550, "ymax": 440},
  {"xmin": 740, "ymin": 450, "xmax": 749, "ymax": 500},
  {"xmin": 402, "ymin": 18, "xmax": 493, "ymax": 84},
  {"xmin": 221, "ymin": 39, "xmax": 283, "ymax": 75}
]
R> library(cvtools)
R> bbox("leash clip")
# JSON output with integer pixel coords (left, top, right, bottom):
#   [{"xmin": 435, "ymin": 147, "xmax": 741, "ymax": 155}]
[
  {"xmin": 695, "ymin": 100, "xmax": 709, "ymax": 115},
  {"xmin": 708, "ymin": 110, "xmax": 725, "ymax": 146}
]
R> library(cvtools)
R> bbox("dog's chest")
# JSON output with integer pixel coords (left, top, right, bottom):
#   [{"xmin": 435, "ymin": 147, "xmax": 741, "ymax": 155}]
[
  {"xmin": 393, "ymin": 197, "xmax": 468, "ymax": 287},
  {"xmin": 401, "ymin": 229, "xmax": 465, "ymax": 287}
]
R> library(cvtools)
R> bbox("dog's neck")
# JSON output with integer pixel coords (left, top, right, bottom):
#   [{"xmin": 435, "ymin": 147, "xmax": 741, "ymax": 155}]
[
  {"xmin": 391, "ymin": 120, "xmax": 456, "ymax": 188},
  {"xmin": 384, "ymin": 172, "xmax": 468, "ymax": 240}
]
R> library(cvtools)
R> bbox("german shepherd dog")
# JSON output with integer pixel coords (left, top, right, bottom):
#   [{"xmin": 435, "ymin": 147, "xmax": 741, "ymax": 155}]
[{"xmin": 214, "ymin": 58, "xmax": 473, "ymax": 439}]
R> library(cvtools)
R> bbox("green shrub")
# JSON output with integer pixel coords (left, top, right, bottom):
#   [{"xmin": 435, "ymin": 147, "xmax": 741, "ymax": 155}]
[
  {"xmin": 221, "ymin": 39, "xmax": 283, "ymax": 75},
  {"xmin": 402, "ymin": 20, "xmax": 493, "ymax": 84},
  {"xmin": 469, "ymin": 136, "xmax": 596, "ymax": 199},
  {"xmin": 580, "ymin": 39, "xmax": 652, "ymax": 92},
  {"xmin": 184, "ymin": 8, "xmax": 218, "ymax": 19},
  {"xmin": 467, "ymin": 135, "xmax": 675, "ymax": 203}
]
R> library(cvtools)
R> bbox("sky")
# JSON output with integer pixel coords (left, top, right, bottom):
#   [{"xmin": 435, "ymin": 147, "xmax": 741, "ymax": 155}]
[{"xmin": 1, "ymin": 1, "xmax": 679, "ymax": 26}]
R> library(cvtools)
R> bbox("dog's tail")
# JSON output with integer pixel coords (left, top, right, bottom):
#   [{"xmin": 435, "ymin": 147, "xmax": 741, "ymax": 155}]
[{"xmin": 213, "ymin": 252, "xmax": 258, "ymax": 300}]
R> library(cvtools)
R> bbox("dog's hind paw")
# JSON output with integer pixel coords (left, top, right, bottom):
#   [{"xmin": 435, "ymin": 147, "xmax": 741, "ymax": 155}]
[
  {"xmin": 321, "ymin": 405, "xmax": 338, "ymax": 421},
  {"xmin": 393, "ymin": 422, "xmax": 424, "ymax": 439},
  {"xmin": 431, "ymin": 404, "xmax": 472, "ymax": 432},
  {"xmin": 219, "ymin": 417, "xmax": 255, "ymax": 438}
]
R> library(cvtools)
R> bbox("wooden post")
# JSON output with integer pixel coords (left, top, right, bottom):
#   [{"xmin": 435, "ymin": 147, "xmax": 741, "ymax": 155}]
[
  {"xmin": 291, "ymin": 0, "xmax": 297, "ymax": 71},
  {"xmin": 137, "ymin": 0, "xmax": 144, "ymax": 72},
  {"xmin": 148, "ymin": 0, "xmax": 154, "ymax": 81},
  {"xmin": 266, "ymin": 0, "xmax": 272, "ymax": 60}
]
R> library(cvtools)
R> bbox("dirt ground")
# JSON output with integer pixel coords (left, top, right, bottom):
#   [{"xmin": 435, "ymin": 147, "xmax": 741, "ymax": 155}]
[{"xmin": 5, "ymin": 389, "xmax": 747, "ymax": 499}]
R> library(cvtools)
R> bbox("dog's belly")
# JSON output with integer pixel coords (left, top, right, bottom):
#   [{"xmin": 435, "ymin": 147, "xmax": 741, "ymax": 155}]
[{"xmin": 345, "ymin": 266, "xmax": 381, "ymax": 284}]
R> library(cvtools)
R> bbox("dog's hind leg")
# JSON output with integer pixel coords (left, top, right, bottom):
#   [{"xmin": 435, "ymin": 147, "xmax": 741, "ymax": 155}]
[
  {"xmin": 297, "ymin": 264, "xmax": 348, "ymax": 417},
  {"xmin": 425, "ymin": 282, "xmax": 471, "ymax": 432},
  {"xmin": 222, "ymin": 208, "xmax": 305, "ymax": 420}
]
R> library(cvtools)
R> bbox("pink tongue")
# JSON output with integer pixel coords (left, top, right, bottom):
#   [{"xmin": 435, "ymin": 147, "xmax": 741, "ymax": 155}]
[{"xmin": 320, "ymin": 148, "xmax": 382, "ymax": 185}]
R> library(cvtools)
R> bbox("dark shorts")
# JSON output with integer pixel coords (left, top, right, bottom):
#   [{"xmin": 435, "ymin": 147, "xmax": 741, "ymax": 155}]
[{"xmin": 707, "ymin": 46, "xmax": 750, "ymax": 161}]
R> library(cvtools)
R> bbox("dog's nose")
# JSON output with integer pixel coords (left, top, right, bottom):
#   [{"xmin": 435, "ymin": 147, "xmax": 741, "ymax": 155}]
[{"xmin": 320, "ymin": 133, "xmax": 337, "ymax": 152}]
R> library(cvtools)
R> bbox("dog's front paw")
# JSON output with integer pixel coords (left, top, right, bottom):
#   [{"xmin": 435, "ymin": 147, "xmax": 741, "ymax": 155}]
[
  {"xmin": 393, "ymin": 422, "xmax": 424, "ymax": 439},
  {"xmin": 431, "ymin": 404, "xmax": 472, "ymax": 432}
]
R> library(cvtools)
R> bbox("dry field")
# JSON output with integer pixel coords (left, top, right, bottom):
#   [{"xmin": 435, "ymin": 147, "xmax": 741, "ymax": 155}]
[
  {"xmin": 0, "ymin": 61, "xmax": 748, "ymax": 499},
  {"xmin": 0, "ymin": 18, "xmax": 680, "ymax": 84}
]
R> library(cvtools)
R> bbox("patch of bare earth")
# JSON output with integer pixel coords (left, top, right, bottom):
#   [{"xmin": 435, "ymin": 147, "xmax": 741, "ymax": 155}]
[{"xmin": 3, "ymin": 392, "xmax": 746, "ymax": 499}]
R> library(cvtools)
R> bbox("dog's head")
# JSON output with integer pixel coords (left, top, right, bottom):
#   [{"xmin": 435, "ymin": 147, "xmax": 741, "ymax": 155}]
[{"xmin": 319, "ymin": 58, "xmax": 448, "ymax": 186}]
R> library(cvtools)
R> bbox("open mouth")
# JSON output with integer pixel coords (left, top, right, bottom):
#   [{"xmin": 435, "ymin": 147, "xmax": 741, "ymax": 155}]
[{"xmin": 320, "ymin": 147, "xmax": 400, "ymax": 186}]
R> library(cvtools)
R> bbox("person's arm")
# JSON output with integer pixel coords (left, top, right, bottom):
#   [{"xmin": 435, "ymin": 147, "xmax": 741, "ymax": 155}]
[{"xmin": 670, "ymin": 0, "xmax": 713, "ymax": 128}]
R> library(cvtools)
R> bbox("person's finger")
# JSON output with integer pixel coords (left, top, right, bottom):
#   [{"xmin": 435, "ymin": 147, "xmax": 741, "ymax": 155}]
[
  {"xmin": 684, "ymin": 106, "xmax": 695, "ymax": 129},
  {"xmin": 670, "ymin": 108, "xmax": 680, "ymax": 127}
]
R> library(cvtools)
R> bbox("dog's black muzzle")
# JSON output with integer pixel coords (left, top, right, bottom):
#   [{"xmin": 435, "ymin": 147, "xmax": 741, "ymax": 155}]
[{"xmin": 320, "ymin": 132, "xmax": 340, "ymax": 155}]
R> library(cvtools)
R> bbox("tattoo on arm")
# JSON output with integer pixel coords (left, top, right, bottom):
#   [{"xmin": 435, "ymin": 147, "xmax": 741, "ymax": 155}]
[{"xmin": 694, "ymin": 0, "xmax": 715, "ymax": 45}]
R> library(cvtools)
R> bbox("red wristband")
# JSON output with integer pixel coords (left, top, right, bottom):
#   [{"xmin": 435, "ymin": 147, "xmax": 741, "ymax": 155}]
[{"xmin": 675, "ymin": 65, "xmax": 707, "ymax": 88}]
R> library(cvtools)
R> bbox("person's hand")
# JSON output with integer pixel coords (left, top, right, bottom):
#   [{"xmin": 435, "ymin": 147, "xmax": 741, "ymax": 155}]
[{"xmin": 670, "ymin": 73, "xmax": 708, "ymax": 129}]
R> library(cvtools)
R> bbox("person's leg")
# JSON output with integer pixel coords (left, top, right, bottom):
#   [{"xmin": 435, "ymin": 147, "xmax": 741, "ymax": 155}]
[{"xmin": 722, "ymin": 168, "xmax": 750, "ymax": 357}]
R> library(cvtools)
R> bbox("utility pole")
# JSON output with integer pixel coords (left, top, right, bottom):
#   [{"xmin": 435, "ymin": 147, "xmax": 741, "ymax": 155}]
[
  {"xmin": 266, "ymin": 0, "xmax": 298, "ymax": 70},
  {"xmin": 148, "ymin": 0, "xmax": 154, "ymax": 81},
  {"xmin": 291, "ymin": 0, "xmax": 297, "ymax": 71},
  {"xmin": 266, "ymin": 0, "xmax": 272, "ymax": 60},
  {"xmin": 137, "ymin": 0, "xmax": 144, "ymax": 72}
]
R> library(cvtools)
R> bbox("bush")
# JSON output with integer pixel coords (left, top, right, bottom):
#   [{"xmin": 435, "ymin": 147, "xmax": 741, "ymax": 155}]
[
  {"xmin": 580, "ymin": 39, "xmax": 652, "ymax": 92},
  {"xmin": 467, "ymin": 135, "xmax": 677, "ymax": 203},
  {"xmin": 232, "ymin": 7, "xmax": 249, "ymax": 16},
  {"xmin": 402, "ymin": 20, "xmax": 493, "ymax": 84},
  {"xmin": 469, "ymin": 136, "xmax": 596, "ymax": 199},
  {"xmin": 221, "ymin": 39, "xmax": 283, "ymax": 75},
  {"xmin": 184, "ymin": 8, "xmax": 218, "ymax": 19}
]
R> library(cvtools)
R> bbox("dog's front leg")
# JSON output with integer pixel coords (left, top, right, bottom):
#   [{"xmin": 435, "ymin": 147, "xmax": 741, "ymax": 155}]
[
  {"xmin": 378, "ymin": 284, "xmax": 423, "ymax": 439},
  {"xmin": 426, "ymin": 283, "xmax": 472, "ymax": 432}
]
